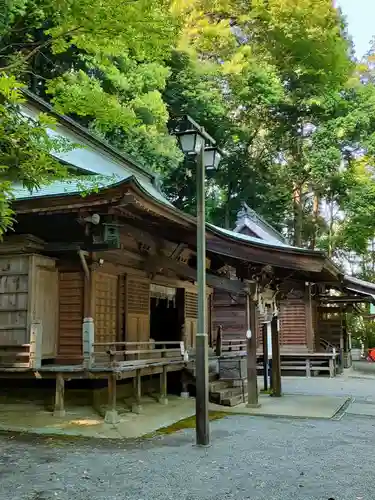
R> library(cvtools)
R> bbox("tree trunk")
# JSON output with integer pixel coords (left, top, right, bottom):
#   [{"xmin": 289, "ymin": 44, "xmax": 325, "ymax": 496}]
[
  {"xmin": 224, "ymin": 181, "xmax": 233, "ymax": 230},
  {"xmin": 293, "ymin": 184, "xmax": 303, "ymax": 247},
  {"xmin": 310, "ymin": 192, "xmax": 320, "ymax": 250},
  {"xmin": 327, "ymin": 198, "xmax": 334, "ymax": 258}
]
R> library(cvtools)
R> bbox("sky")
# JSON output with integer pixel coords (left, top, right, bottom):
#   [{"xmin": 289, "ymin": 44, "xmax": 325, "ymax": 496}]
[{"xmin": 338, "ymin": 0, "xmax": 375, "ymax": 58}]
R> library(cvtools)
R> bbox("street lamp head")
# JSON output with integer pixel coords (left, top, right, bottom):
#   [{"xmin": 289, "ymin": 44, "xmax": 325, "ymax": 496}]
[
  {"xmin": 172, "ymin": 114, "xmax": 222, "ymax": 169},
  {"xmin": 203, "ymin": 146, "xmax": 222, "ymax": 170},
  {"xmin": 176, "ymin": 128, "xmax": 205, "ymax": 155}
]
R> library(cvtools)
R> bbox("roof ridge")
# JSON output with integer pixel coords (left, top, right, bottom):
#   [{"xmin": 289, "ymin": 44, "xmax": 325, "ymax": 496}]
[
  {"xmin": 21, "ymin": 89, "xmax": 157, "ymax": 186},
  {"xmin": 237, "ymin": 202, "xmax": 285, "ymax": 242}
]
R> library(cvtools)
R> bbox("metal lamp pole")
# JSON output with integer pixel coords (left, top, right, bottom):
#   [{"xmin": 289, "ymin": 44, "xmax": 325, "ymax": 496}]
[
  {"xmin": 195, "ymin": 144, "xmax": 210, "ymax": 446},
  {"xmin": 172, "ymin": 115, "xmax": 221, "ymax": 447}
]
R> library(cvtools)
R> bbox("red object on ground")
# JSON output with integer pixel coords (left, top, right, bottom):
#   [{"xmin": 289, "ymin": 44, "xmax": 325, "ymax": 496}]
[{"xmin": 367, "ymin": 348, "xmax": 375, "ymax": 362}]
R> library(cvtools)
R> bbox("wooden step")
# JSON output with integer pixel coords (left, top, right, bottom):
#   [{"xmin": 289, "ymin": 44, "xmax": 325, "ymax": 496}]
[
  {"xmin": 209, "ymin": 380, "xmax": 232, "ymax": 392},
  {"xmin": 212, "ymin": 386, "xmax": 245, "ymax": 400},
  {"xmin": 221, "ymin": 393, "xmax": 245, "ymax": 407}
]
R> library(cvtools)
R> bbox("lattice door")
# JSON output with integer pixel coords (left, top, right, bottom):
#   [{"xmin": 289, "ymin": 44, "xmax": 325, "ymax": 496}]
[
  {"xmin": 125, "ymin": 276, "xmax": 150, "ymax": 343},
  {"xmin": 94, "ymin": 272, "xmax": 118, "ymax": 344}
]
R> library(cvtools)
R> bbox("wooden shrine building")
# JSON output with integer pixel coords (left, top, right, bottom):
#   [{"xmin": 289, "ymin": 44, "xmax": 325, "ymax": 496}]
[
  {"xmin": 0, "ymin": 93, "xmax": 353, "ymax": 419},
  {"xmin": 213, "ymin": 202, "xmax": 375, "ymax": 376}
]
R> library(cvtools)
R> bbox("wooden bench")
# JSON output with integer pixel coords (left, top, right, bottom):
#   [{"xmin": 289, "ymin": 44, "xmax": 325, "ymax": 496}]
[{"xmin": 256, "ymin": 352, "xmax": 339, "ymax": 378}]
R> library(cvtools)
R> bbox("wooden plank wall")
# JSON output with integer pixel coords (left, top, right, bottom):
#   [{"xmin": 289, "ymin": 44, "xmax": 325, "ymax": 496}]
[
  {"xmin": 279, "ymin": 298, "xmax": 307, "ymax": 348},
  {"xmin": 58, "ymin": 271, "xmax": 84, "ymax": 361},
  {"xmin": 213, "ymin": 290, "xmax": 263, "ymax": 347},
  {"xmin": 34, "ymin": 261, "xmax": 58, "ymax": 357},
  {"xmin": 93, "ymin": 272, "xmax": 118, "ymax": 345},
  {"xmin": 0, "ymin": 255, "xmax": 29, "ymax": 345},
  {"xmin": 212, "ymin": 290, "xmax": 245, "ymax": 340}
]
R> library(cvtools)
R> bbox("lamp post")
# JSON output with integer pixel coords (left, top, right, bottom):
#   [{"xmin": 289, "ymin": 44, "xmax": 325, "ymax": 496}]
[{"xmin": 173, "ymin": 115, "xmax": 222, "ymax": 446}]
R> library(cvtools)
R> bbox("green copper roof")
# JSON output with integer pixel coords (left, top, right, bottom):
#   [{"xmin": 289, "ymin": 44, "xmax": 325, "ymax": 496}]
[{"xmin": 14, "ymin": 95, "xmax": 174, "ymax": 207}]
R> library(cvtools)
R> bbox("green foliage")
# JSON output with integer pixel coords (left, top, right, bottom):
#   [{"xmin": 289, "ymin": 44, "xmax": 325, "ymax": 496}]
[
  {"xmin": 0, "ymin": 76, "xmax": 68, "ymax": 237},
  {"xmin": 1, "ymin": 0, "xmax": 375, "ymax": 272},
  {"xmin": 347, "ymin": 312, "xmax": 375, "ymax": 350},
  {"xmin": 0, "ymin": 0, "xmax": 182, "ymax": 234}
]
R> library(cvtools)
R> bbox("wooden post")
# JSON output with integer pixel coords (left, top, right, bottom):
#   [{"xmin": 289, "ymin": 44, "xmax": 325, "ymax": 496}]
[
  {"xmin": 159, "ymin": 365, "xmax": 168, "ymax": 405},
  {"xmin": 215, "ymin": 325, "xmax": 222, "ymax": 357},
  {"xmin": 29, "ymin": 320, "xmax": 42, "ymax": 369},
  {"xmin": 271, "ymin": 316, "xmax": 282, "ymax": 397},
  {"xmin": 246, "ymin": 294, "xmax": 260, "ymax": 408},
  {"xmin": 339, "ymin": 309, "xmax": 345, "ymax": 373},
  {"xmin": 262, "ymin": 323, "xmax": 268, "ymax": 391},
  {"xmin": 104, "ymin": 373, "xmax": 120, "ymax": 424},
  {"xmin": 305, "ymin": 358, "xmax": 311, "ymax": 377},
  {"xmin": 305, "ymin": 283, "xmax": 314, "ymax": 352},
  {"xmin": 53, "ymin": 373, "xmax": 66, "ymax": 417},
  {"xmin": 82, "ymin": 317, "xmax": 94, "ymax": 369},
  {"xmin": 180, "ymin": 369, "xmax": 190, "ymax": 398},
  {"xmin": 132, "ymin": 369, "xmax": 142, "ymax": 413},
  {"xmin": 329, "ymin": 356, "xmax": 335, "ymax": 378}
]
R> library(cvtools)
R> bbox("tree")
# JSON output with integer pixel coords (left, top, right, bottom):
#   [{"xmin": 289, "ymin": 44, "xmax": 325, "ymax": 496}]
[
  {"xmin": 0, "ymin": 0, "xmax": 183, "ymax": 234},
  {"xmin": 0, "ymin": 78, "xmax": 67, "ymax": 236}
]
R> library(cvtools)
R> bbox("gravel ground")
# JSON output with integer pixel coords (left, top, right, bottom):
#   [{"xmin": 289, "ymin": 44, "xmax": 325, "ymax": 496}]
[
  {"xmin": 282, "ymin": 375, "xmax": 375, "ymax": 401},
  {"xmin": 0, "ymin": 377, "xmax": 373, "ymax": 500},
  {"xmin": 0, "ymin": 413, "xmax": 373, "ymax": 500}
]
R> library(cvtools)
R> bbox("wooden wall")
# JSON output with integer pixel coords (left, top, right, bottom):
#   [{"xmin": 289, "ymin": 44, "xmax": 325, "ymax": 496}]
[
  {"xmin": 317, "ymin": 305, "xmax": 342, "ymax": 349},
  {"xmin": 34, "ymin": 257, "xmax": 58, "ymax": 357},
  {"xmin": 213, "ymin": 290, "xmax": 246, "ymax": 342},
  {"xmin": 58, "ymin": 271, "xmax": 84, "ymax": 361},
  {"xmin": 92, "ymin": 272, "xmax": 118, "ymax": 345},
  {"xmin": 213, "ymin": 288, "xmax": 315, "ymax": 352},
  {"xmin": 0, "ymin": 255, "xmax": 29, "ymax": 346},
  {"xmin": 125, "ymin": 275, "xmax": 150, "ymax": 343},
  {"xmin": 279, "ymin": 298, "xmax": 307, "ymax": 348},
  {"xmin": 0, "ymin": 254, "xmax": 58, "ymax": 357}
]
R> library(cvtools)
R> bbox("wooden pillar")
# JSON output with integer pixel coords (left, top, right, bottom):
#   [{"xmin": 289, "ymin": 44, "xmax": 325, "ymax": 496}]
[
  {"xmin": 132, "ymin": 369, "xmax": 142, "ymax": 413},
  {"xmin": 29, "ymin": 320, "xmax": 42, "ymax": 369},
  {"xmin": 271, "ymin": 316, "xmax": 282, "ymax": 397},
  {"xmin": 305, "ymin": 283, "xmax": 314, "ymax": 352},
  {"xmin": 53, "ymin": 373, "xmax": 66, "ymax": 417},
  {"xmin": 159, "ymin": 365, "xmax": 168, "ymax": 405},
  {"xmin": 180, "ymin": 369, "xmax": 190, "ymax": 398},
  {"xmin": 82, "ymin": 317, "xmax": 94, "ymax": 369},
  {"xmin": 338, "ymin": 306, "xmax": 344, "ymax": 373},
  {"xmin": 246, "ymin": 294, "xmax": 260, "ymax": 408},
  {"xmin": 215, "ymin": 325, "xmax": 222, "ymax": 357},
  {"xmin": 342, "ymin": 311, "xmax": 351, "ymax": 368},
  {"xmin": 329, "ymin": 356, "xmax": 335, "ymax": 378},
  {"xmin": 104, "ymin": 372, "xmax": 120, "ymax": 424},
  {"xmin": 262, "ymin": 323, "xmax": 269, "ymax": 391}
]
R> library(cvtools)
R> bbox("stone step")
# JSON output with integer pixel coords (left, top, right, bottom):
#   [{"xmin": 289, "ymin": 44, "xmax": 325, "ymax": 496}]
[
  {"xmin": 221, "ymin": 393, "xmax": 246, "ymax": 407},
  {"xmin": 212, "ymin": 386, "xmax": 245, "ymax": 400},
  {"xmin": 209, "ymin": 380, "xmax": 233, "ymax": 392}
]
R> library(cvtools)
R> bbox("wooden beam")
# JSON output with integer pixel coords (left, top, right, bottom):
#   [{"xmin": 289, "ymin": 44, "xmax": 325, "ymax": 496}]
[
  {"xmin": 145, "ymin": 254, "xmax": 245, "ymax": 294},
  {"xmin": 170, "ymin": 243, "xmax": 186, "ymax": 260},
  {"xmin": 207, "ymin": 239, "xmax": 324, "ymax": 273}
]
